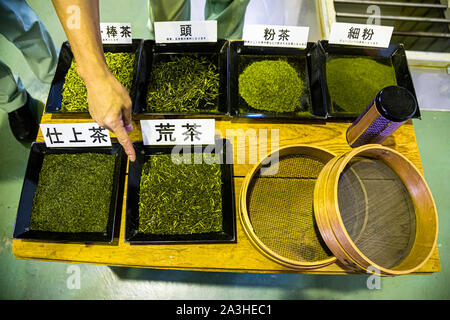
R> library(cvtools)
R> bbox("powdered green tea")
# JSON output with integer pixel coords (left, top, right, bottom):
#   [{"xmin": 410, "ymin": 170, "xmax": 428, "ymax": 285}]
[
  {"xmin": 239, "ymin": 59, "xmax": 304, "ymax": 113},
  {"xmin": 326, "ymin": 56, "xmax": 398, "ymax": 115}
]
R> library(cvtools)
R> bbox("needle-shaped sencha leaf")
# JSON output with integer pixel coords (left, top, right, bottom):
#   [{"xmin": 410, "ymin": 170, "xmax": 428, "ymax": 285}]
[
  {"xmin": 30, "ymin": 153, "xmax": 116, "ymax": 233},
  {"xmin": 146, "ymin": 54, "xmax": 220, "ymax": 113},
  {"xmin": 61, "ymin": 52, "xmax": 135, "ymax": 112},
  {"xmin": 138, "ymin": 153, "xmax": 223, "ymax": 235}
]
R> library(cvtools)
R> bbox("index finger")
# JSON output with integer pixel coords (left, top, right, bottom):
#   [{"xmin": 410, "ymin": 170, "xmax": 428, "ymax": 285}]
[{"xmin": 111, "ymin": 123, "xmax": 136, "ymax": 162}]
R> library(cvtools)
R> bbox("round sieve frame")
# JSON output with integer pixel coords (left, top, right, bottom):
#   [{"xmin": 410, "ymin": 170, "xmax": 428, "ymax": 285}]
[
  {"xmin": 240, "ymin": 145, "xmax": 337, "ymax": 270},
  {"xmin": 314, "ymin": 144, "xmax": 438, "ymax": 276}
]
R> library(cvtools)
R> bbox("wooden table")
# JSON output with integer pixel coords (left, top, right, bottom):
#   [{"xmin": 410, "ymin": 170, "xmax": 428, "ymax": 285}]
[{"xmin": 12, "ymin": 113, "xmax": 441, "ymax": 275}]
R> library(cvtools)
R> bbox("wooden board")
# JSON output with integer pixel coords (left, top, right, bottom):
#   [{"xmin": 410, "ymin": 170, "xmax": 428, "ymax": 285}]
[{"xmin": 12, "ymin": 113, "xmax": 441, "ymax": 274}]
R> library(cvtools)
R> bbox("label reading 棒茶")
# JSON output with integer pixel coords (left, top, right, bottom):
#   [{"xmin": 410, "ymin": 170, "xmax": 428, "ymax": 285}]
[{"xmin": 100, "ymin": 22, "xmax": 132, "ymax": 44}]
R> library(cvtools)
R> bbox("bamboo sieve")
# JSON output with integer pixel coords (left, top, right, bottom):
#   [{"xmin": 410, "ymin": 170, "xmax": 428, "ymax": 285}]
[
  {"xmin": 313, "ymin": 144, "xmax": 438, "ymax": 276},
  {"xmin": 239, "ymin": 145, "xmax": 337, "ymax": 270}
]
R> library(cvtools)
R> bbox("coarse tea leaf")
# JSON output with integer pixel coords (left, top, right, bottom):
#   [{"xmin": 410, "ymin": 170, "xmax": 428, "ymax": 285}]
[
  {"xmin": 326, "ymin": 57, "xmax": 398, "ymax": 114},
  {"xmin": 146, "ymin": 54, "xmax": 219, "ymax": 113},
  {"xmin": 30, "ymin": 153, "xmax": 116, "ymax": 233},
  {"xmin": 61, "ymin": 52, "xmax": 135, "ymax": 112},
  {"xmin": 138, "ymin": 153, "xmax": 223, "ymax": 235},
  {"xmin": 238, "ymin": 59, "xmax": 304, "ymax": 113}
]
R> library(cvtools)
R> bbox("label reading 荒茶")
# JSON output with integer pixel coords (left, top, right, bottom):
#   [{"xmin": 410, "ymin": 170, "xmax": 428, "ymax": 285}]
[
  {"xmin": 140, "ymin": 119, "xmax": 216, "ymax": 146},
  {"xmin": 40, "ymin": 123, "xmax": 112, "ymax": 148},
  {"xmin": 100, "ymin": 22, "xmax": 132, "ymax": 44},
  {"xmin": 154, "ymin": 20, "xmax": 217, "ymax": 43},
  {"xmin": 243, "ymin": 24, "xmax": 309, "ymax": 49},
  {"xmin": 329, "ymin": 22, "xmax": 393, "ymax": 48}
]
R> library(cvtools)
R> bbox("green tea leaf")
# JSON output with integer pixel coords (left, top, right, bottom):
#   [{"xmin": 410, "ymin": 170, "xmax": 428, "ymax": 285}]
[
  {"xmin": 61, "ymin": 52, "xmax": 135, "ymax": 112},
  {"xmin": 138, "ymin": 153, "xmax": 223, "ymax": 235},
  {"xmin": 239, "ymin": 59, "xmax": 303, "ymax": 113},
  {"xmin": 326, "ymin": 57, "xmax": 398, "ymax": 114},
  {"xmin": 30, "ymin": 153, "xmax": 116, "ymax": 233},
  {"xmin": 146, "ymin": 54, "xmax": 220, "ymax": 113}
]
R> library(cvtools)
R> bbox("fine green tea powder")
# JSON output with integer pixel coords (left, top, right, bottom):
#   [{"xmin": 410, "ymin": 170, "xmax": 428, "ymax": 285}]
[
  {"xmin": 61, "ymin": 52, "xmax": 135, "ymax": 112},
  {"xmin": 238, "ymin": 59, "xmax": 304, "ymax": 113},
  {"xmin": 138, "ymin": 154, "xmax": 223, "ymax": 235},
  {"xmin": 326, "ymin": 57, "xmax": 398, "ymax": 114},
  {"xmin": 146, "ymin": 54, "xmax": 220, "ymax": 113},
  {"xmin": 30, "ymin": 153, "xmax": 116, "ymax": 233}
]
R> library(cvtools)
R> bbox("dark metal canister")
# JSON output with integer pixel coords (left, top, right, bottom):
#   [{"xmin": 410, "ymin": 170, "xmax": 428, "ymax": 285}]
[{"xmin": 346, "ymin": 86, "xmax": 418, "ymax": 148}]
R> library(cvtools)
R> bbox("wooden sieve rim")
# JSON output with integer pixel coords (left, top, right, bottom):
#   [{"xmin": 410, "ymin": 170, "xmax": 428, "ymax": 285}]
[
  {"xmin": 315, "ymin": 144, "xmax": 438, "ymax": 276},
  {"xmin": 239, "ymin": 144, "xmax": 338, "ymax": 270},
  {"xmin": 313, "ymin": 155, "xmax": 364, "ymax": 273}
]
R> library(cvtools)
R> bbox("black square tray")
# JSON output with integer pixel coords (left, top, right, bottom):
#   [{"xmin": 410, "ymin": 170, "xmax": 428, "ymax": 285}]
[
  {"xmin": 45, "ymin": 39, "xmax": 143, "ymax": 113},
  {"xmin": 310, "ymin": 40, "xmax": 421, "ymax": 119},
  {"xmin": 125, "ymin": 139, "xmax": 236, "ymax": 244},
  {"xmin": 13, "ymin": 142, "xmax": 127, "ymax": 243},
  {"xmin": 133, "ymin": 40, "xmax": 229, "ymax": 117},
  {"xmin": 227, "ymin": 40, "xmax": 327, "ymax": 119}
]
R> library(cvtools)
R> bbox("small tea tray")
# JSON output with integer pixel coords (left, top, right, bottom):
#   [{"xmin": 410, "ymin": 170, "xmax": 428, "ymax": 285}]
[
  {"xmin": 45, "ymin": 39, "xmax": 143, "ymax": 113},
  {"xmin": 228, "ymin": 40, "xmax": 327, "ymax": 119},
  {"xmin": 310, "ymin": 40, "xmax": 421, "ymax": 119},
  {"xmin": 133, "ymin": 40, "xmax": 229, "ymax": 117},
  {"xmin": 125, "ymin": 139, "xmax": 237, "ymax": 244},
  {"xmin": 13, "ymin": 142, "xmax": 127, "ymax": 244}
]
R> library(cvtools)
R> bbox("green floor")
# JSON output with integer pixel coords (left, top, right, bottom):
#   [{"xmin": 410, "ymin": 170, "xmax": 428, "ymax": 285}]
[{"xmin": 1, "ymin": 0, "xmax": 449, "ymax": 300}]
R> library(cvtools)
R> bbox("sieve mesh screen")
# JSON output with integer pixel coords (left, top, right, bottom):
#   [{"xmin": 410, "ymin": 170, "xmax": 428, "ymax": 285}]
[
  {"xmin": 338, "ymin": 157, "xmax": 416, "ymax": 269},
  {"xmin": 246, "ymin": 154, "xmax": 333, "ymax": 263}
]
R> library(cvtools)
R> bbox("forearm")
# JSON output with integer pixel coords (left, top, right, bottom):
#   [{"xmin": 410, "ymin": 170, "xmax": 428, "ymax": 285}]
[
  {"xmin": 51, "ymin": 0, "xmax": 136, "ymax": 161},
  {"xmin": 51, "ymin": 0, "xmax": 108, "ymax": 82}
]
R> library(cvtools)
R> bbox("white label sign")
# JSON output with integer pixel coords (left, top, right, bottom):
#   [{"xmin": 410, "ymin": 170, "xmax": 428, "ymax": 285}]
[
  {"xmin": 243, "ymin": 24, "xmax": 309, "ymax": 49},
  {"xmin": 100, "ymin": 22, "xmax": 132, "ymax": 44},
  {"xmin": 154, "ymin": 20, "xmax": 217, "ymax": 43},
  {"xmin": 329, "ymin": 22, "xmax": 393, "ymax": 48},
  {"xmin": 140, "ymin": 119, "xmax": 215, "ymax": 146},
  {"xmin": 40, "ymin": 123, "xmax": 111, "ymax": 147}
]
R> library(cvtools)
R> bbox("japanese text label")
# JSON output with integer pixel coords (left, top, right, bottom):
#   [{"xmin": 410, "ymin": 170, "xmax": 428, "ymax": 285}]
[
  {"xmin": 243, "ymin": 24, "xmax": 309, "ymax": 49},
  {"xmin": 329, "ymin": 22, "xmax": 393, "ymax": 48},
  {"xmin": 40, "ymin": 123, "xmax": 112, "ymax": 147},
  {"xmin": 140, "ymin": 119, "xmax": 216, "ymax": 146},
  {"xmin": 154, "ymin": 20, "xmax": 217, "ymax": 43}
]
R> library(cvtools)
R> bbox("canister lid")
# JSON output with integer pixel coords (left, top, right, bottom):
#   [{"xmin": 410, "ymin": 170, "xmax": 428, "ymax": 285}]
[{"xmin": 375, "ymin": 86, "xmax": 418, "ymax": 122}]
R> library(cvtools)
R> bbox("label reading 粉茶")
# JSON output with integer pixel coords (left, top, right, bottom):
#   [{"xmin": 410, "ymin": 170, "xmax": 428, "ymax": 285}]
[
  {"xmin": 154, "ymin": 20, "xmax": 217, "ymax": 43},
  {"xmin": 328, "ymin": 22, "xmax": 393, "ymax": 48},
  {"xmin": 100, "ymin": 22, "xmax": 132, "ymax": 44},
  {"xmin": 243, "ymin": 24, "xmax": 309, "ymax": 49},
  {"xmin": 40, "ymin": 123, "xmax": 112, "ymax": 148}
]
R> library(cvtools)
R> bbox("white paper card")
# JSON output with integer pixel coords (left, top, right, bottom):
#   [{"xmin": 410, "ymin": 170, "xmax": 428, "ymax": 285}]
[
  {"xmin": 329, "ymin": 22, "xmax": 393, "ymax": 48},
  {"xmin": 100, "ymin": 22, "xmax": 132, "ymax": 44},
  {"xmin": 154, "ymin": 20, "xmax": 217, "ymax": 43},
  {"xmin": 141, "ymin": 119, "xmax": 215, "ymax": 146},
  {"xmin": 40, "ymin": 123, "xmax": 111, "ymax": 148},
  {"xmin": 243, "ymin": 24, "xmax": 309, "ymax": 49}
]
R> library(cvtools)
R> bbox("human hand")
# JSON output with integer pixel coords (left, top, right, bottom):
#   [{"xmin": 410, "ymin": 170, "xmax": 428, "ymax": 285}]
[{"xmin": 84, "ymin": 71, "xmax": 136, "ymax": 162}]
